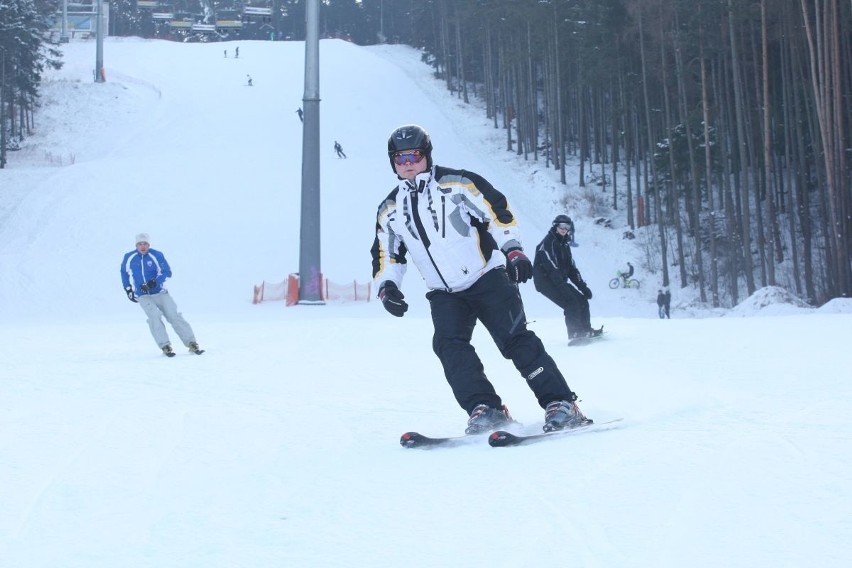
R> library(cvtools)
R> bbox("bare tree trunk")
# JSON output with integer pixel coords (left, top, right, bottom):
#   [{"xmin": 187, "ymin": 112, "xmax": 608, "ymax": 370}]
[
  {"xmin": 728, "ymin": 0, "xmax": 756, "ymax": 296},
  {"xmin": 760, "ymin": 0, "xmax": 782, "ymax": 285},
  {"xmin": 552, "ymin": 10, "xmax": 567, "ymax": 184},
  {"xmin": 660, "ymin": 32, "xmax": 687, "ymax": 288},
  {"xmin": 799, "ymin": 0, "xmax": 851, "ymax": 297},
  {"xmin": 673, "ymin": 10, "xmax": 705, "ymax": 298},
  {"xmin": 717, "ymin": 54, "xmax": 740, "ymax": 305},
  {"xmin": 778, "ymin": 21, "xmax": 802, "ymax": 296},
  {"xmin": 622, "ymin": 74, "xmax": 635, "ymax": 228},
  {"xmin": 639, "ymin": 9, "xmax": 668, "ymax": 286},
  {"xmin": 454, "ymin": 15, "xmax": 468, "ymax": 104},
  {"xmin": 611, "ymin": 80, "xmax": 619, "ymax": 211},
  {"xmin": 699, "ymin": 17, "xmax": 720, "ymax": 307},
  {"xmin": 484, "ymin": 28, "xmax": 498, "ymax": 128},
  {"xmin": 578, "ymin": 89, "xmax": 586, "ymax": 187},
  {"xmin": 526, "ymin": 20, "xmax": 537, "ymax": 161},
  {"xmin": 437, "ymin": 0, "xmax": 451, "ymax": 91}
]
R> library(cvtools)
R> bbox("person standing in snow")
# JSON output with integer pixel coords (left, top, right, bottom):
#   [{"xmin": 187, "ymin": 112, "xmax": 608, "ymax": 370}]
[
  {"xmin": 533, "ymin": 215, "xmax": 602, "ymax": 341},
  {"xmin": 371, "ymin": 124, "xmax": 590, "ymax": 434},
  {"xmin": 120, "ymin": 233, "xmax": 203, "ymax": 357},
  {"xmin": 657, "ymin": 288, "xmax": 671, "ymax": 319}
]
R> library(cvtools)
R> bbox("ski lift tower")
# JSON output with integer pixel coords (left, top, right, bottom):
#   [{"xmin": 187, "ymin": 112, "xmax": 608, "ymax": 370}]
[
  {"xmin": 60, "ymin": 0, "xmax": 70, "ymax": 43},
  {"xmin": 94, "ymin": 0, "xmax": 104, "ymax": 82},
  {"xmin": 298, "ymin": 0, "xmax": 323, "ymax": 304}
]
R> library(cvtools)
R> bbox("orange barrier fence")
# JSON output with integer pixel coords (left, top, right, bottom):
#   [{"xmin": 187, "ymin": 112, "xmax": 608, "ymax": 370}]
[{"xmin": 253, "ymin": 274, "xmax": 371, "ymax": 305}]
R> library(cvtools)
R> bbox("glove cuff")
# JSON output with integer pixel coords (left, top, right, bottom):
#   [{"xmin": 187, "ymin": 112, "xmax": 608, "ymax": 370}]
[
  {"xmin": 378, "ymin": 281, "xmax": 394, "ymax": 297},
  {"xmin": 501, "ymin": 240, "xmax": 523, "ymax": 254}
]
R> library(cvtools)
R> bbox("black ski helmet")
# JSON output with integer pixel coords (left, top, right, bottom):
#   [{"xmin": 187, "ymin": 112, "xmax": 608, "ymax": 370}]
[
  {"xmin": 553, "ymin": 214, "xmax": 572, "ymax": 226},
  {"xmin": 387, "ymin": 124, "xmax": 433, "ymax": 172}
]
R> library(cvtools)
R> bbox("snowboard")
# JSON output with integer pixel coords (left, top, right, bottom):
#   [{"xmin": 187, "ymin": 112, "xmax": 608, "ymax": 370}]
[{"xmin": 568, "ymin": 329, "xmax": 605, "ymax": 346}]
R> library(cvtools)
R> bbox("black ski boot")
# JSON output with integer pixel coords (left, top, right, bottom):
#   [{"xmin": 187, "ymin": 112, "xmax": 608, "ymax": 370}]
[{"xmin": 465, "ymin": 404, "xmax": 513, "ymax": 435}]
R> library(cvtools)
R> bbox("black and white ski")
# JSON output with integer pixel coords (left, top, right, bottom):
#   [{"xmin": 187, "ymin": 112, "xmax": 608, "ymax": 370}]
[
  {"xmin": 400, "ymin": 431, "xmax": 487, "ymax": 449},
  {"xmin": 488, "ymin": 418, "xmax": 623, "ymax": 447}
]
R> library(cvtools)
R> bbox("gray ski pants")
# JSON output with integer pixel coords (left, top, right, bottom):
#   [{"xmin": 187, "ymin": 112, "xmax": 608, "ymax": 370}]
[{"xmin": 137, "ymin": 290, "xmax": 196, "ymax": 349}]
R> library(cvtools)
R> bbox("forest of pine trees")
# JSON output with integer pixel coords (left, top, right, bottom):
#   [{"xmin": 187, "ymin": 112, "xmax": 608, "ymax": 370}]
[
  {"xmin": 404, "ymin": 0, "xmax": 851, "ymax": 307},
  {"xmin": 0, "ymin": 0, "xmax": 62, "ymax": 168},
  {"xmin": 3, "ymin": 0, "xmax": 850, "ymax": 306}
]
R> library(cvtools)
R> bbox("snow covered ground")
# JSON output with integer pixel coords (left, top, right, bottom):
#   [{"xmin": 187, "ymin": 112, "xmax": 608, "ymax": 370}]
[{"xmin": 1, "ymin": 38, "xmax": 851, "ymax": 568}]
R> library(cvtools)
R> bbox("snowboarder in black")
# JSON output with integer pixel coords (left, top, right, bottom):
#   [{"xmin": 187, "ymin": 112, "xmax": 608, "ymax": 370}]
[{"xmin": 533, "ymin": 215, "xmax": 601, "ymax": 340}]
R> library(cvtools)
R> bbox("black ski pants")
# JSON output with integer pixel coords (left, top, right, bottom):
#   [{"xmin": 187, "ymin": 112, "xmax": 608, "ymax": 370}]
[
  {"xmin": 426, "ymin": 268, "xmax": 576, "ymax": 415},
  {"xmin": 535, "ymin": 279, "xmax": 591, "ymax": 338}
]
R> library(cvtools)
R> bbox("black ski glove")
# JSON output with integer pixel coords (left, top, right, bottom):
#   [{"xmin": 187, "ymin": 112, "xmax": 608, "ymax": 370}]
[
  {"xmin": 124, "ymin": 285, "xmax": 138, "ymax": 303},
  {"xmin": 505, "ymin": 249, "xmax": 533, "ymax": 283},
  {"xmin": 140, "ymin": 278, "xmax": 158, "ymax": 293},
  {"xmin": 378, "ymin": 281, "xmax": 408, "ymax": 317},
  {"xmin": 578, "ymin": 283, "xmax": 593, "ymax": 300}
]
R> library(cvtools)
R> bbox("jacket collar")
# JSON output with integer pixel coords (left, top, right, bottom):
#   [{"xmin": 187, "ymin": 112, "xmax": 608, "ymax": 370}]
[{"xmin": 401, "ymin": 167, "xmax": 434, "ymax": 194}]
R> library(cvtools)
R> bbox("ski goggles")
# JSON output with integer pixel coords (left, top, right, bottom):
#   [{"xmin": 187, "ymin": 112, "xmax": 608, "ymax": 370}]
[
  {"xmin": 556, "ymin": 223, "xmax": 572, "ymax": 231},
  {"xmin": 392, "ymin": 149, "xmax": 425, "ymax": 165}
]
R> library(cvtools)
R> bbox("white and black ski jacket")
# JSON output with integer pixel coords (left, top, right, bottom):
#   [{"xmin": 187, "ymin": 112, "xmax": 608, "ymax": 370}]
[{"xmin": 371, "ymin": 165, "xmax": 524, "ymax": 293}]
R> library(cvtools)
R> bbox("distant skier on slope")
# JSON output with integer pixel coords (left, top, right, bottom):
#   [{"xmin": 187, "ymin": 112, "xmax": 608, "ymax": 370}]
[{"xmin": 334, "ymin": 141, "xmax": 347, "ymax": 158}]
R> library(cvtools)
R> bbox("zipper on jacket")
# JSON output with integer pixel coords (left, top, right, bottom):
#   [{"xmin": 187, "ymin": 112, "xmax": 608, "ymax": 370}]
[
  {"xmin": 410, "ymin": 189, "xmax": 451, "ymax": 291},
  {"xmin": 441, "ymin": 196, "xmax": 446, "ymax": 238}
]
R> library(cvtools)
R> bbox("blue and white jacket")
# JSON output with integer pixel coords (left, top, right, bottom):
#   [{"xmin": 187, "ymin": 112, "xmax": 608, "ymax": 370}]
[{"xmin": 120, "ymin": 249, "xmax": 171, "ymax": 295}]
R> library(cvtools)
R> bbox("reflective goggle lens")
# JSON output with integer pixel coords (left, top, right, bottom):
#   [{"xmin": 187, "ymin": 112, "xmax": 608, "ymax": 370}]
[
  {"xmin": 556, "ymin": 223, "xmax": 572, "ymax": 230},
  {"xmin": 393, "ymin": 150, "xmax": 425, "ymax": 165}
]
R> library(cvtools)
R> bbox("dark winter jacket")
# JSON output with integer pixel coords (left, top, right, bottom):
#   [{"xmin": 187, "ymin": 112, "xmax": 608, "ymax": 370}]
[
  {"xmin": 533, "ymin": 227, "xmax": 586, "ymax": 292},
  {"xmin": 120, "ymin": 249, "xmax": 171, "ymax": 296}
]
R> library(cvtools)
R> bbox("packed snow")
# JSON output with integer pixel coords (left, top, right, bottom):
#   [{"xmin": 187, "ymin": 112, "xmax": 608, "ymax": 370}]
[{"xmin": 1, "ymin": 38, "xmax": 850, "ymax": 568}]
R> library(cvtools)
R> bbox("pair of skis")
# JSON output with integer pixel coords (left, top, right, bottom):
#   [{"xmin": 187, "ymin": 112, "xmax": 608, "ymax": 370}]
[{"xmin": 400, "ymin": 418, "xmax": 623, "ymax": 449}]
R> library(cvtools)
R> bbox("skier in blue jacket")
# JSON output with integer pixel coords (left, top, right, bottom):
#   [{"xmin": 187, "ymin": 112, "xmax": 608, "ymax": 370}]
[{"xmin": 120, "ymin": 233, "xmax": 203, "ymax": 357}]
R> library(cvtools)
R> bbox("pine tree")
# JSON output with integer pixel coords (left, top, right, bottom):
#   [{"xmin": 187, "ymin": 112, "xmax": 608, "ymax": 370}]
[{"xmin": 0, "ymin": 0, "xmax": 63, "ymax": 168}]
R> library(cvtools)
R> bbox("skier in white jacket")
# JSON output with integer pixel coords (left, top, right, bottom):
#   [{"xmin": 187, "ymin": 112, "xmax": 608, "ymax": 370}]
[{"xmin": 371, "ymin": 125, "xmax": 590, "ymax": 434}]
